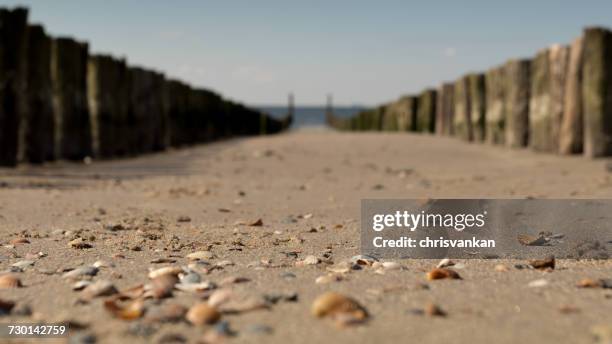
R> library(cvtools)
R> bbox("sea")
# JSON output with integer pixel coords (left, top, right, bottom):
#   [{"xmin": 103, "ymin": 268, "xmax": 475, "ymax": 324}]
[{"xmin": 254, "ymin": 106, "xmax": 366, "ymax": 129}]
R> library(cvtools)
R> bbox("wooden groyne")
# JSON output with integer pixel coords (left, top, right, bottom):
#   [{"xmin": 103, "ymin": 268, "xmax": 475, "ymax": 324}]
[
  {"xmin": 0, "ymin": 7, "xmax": 291, "ymax": 167},
  {"xmin": 328, "ymin": 27, "xmax": 612, "ymax": 158}
]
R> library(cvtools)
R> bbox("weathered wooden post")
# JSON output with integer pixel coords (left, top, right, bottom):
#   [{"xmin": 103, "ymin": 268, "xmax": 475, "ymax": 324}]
[
  {"xmin": 0, "ymin": 8, "xmax": 28, "ymax": 166},
  {"xmin": 51, "ymin": 37, "xmax": 92, "ymax": 160},
  {"xmin": 151, "ymin": 71, "xmax": 167, "ymax": 151},
  {"xmin": 386, "ymin": 95, "xmax": 417, "ymax": 132},
  {"xmin": 485, "ymin": 66, "xmax": 505, "ymax": 145},
  {"xmin": 582, "ymin": 27, "xmax": 612, "ymax": 157},
  {"xmin": 87, "ymin": 54, "xmax": 129, "ymax": 158},
  {"xmin": 559, "ymin": 37, "xmax": 584, "ymax": 155},
  {"xmin": 505, "ymin": 59, "xmax": 531, "ymax": 148},
  {"xmin": 453, "ymin": 75, "xmax": 472, "ymax": 141},
  {"xmin": 468, "ymin": 73, "xmax": 486, "ymax": 142},
  {"xmin": 436, "ymin": 83, "xmax": 454, "ymax": 136},
  {"xmin": 22, "ymin": 24, "xmax": 54, "ymax": 164},
  {"xmin": 529, "ymin": 46, "xmax": 569, "ymax": 152},
  {"xmin": 417, "ymin": 89, "xmax": 437, "ymax": 133}
]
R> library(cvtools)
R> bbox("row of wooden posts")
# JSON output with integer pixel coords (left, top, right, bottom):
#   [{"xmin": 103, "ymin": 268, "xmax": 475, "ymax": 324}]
[
  {"xmin": 0, "ymin": 8, "xmax": 291, "ymax": 167},
  {"xmin": 328, "ymin": 26, "xmax": 612, "ymax": 158}
]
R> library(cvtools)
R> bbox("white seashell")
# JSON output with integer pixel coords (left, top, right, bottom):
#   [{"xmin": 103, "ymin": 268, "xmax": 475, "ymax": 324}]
[
  {"xmin": 186, "ymin": 251, "xmax": 214, "ymax": 261},
  {"xmin": 175, "ymin": 281, "xmax": 217, "ymax": 293},
  {"xmin": 436, "ymin": 258, "xmax": 454, "ymax": 268},
  {"xmin": 148, "ymin": 266, "xmax": 183, "ymax": 279},
  {"xmin": 62, "ymin": 266, "xmax": 99, "ymax": 279},
  {"xmin": 207, "ymin": 289, "xmax": 233, "ymax": 308}
]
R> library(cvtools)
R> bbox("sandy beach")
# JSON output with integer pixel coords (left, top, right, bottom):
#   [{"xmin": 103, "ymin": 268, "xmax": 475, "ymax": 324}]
[{"xmin": 0, "ymin": 130, "xmax": 611, "ymax": 343}]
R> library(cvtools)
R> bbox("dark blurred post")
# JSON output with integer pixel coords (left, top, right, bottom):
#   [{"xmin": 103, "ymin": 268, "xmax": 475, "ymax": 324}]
[
  {"xmin": 51, "ymin": 37, "xmax": 92, "ymax": 160},
  {"xmin": 505, "ymin": 58, "xmax": 531, "ymax": 148},
  {"xmin": 0, "ymin": 8, "xmax": 28, "ymax": 166},
  {"xmin": 22, "ymin": 24, "xmax": 54, "ymax": 163},
  {"xmin": 559, "ymin": 36, "xmax": 584, "ymax": 155}
]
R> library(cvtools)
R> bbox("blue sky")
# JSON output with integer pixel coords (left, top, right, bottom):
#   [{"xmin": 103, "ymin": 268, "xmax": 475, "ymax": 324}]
[{"xmin": 2, "ymin": 1, "xmax": 612, "ymax": 106}]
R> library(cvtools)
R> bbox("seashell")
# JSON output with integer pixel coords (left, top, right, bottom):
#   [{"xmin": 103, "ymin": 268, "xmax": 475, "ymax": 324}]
[
  {"xmin": 528, "ymin": 279, "xmax": 549, "ymax": 288},
  {"xmin": 146, "ymin": 274, "xmax": 178, "ymax": 299},
  {"xmin": 179, "ymin": 272, "xmax": 201, "ymax": 284},
  {"xmin": 186, "ymin": 303, "xmax": 221, "ymax": 325},
  {"xmin": 186, "ymin": 251, "xmax": 214, "ymax": 261},
  {"xmin": 215, "ymin": 260, "xmax": 234, "ymax": 267},
  {"xmin": 10, "ymin": 238, "xmax": 29, "ymax": 245},
  {"xmin": 426, "ymin": 268, "xmax": 462, "ymax": 280},
  {"xmin": 72, "ymin": 280, "xmax": 92, "ymax": 291},
  {"xmin": 350, "ymin": 255, "xmax": 378, "ymax": 266},
  {"xmin": 175, "ymin": 281, "xmax": 216, "ymax": 293},
  {"xmin": 529, "ymin": 256, "xmax": 555, "ymax": 270},
  {"xmin": 118, "ymin": 284, "xmax": 146, "ymax": 300},
  {"xmin": 311, "ymin": 292, "xmax": 368, "ymax": 321},
  {"xmin": 144, "ymin": 303, "xmax": 187, "ymax": 323},
  {"xmin": 69, "ymin": 238, "xmax": 93, "ymax": 249},
  {"xmin": 494, "ymin": 264, "xmax": 509, "ymax": 272},
  {"xmin": 12, "ymin": 260, "xmax": 35, "ymax": 269},
  {"xmin": 220, "ymin": 276, "xmax": 250, "ymax": 286},
  {"xmin": 382, "ymin": 262, "xmax": 401, "ymax": 270},
  {"xmin": 62, "ymin": 266, "xmax": 99, "ymax": 279},
  {"xmin": 207, "ymin": 289, "xmax": 234, "ymax": 308},
  {"xmin": 148, "ymin": 266, "xmax": 183, "ymax": 279},
  {"xmin": 436, "ymin": 258, "xmax": 454, "ymax": 268},
  {"xmin": 296, "ymin": 255, "xmax": 319, "ymax": 266},
  {"xmin": 576, "ymin": 278, "xmax": 611, "ymax": 289},
  {"xmin": 0, "ymin": 274, "xmax": 22, "ymax": 288},
  {"xmin": 424, "ymin": 303, "xmax": 446, "ymax": 317},
  {"xmin": 326, "ymin": 262, "xmax": 352, "ymax": 274},
  {"xmin": 104, "ymin": 299, "xmax": 145, "ymax": 320},
  {"xmin": 81, "ymin": 280, "xmax": 118, "ymax": 299},
  {"xmin": 248, "ymin": 218, "xmax": 263, "ymax": 226},
  {"xmin": 93, "ymin": 260, "xmax": 115, "ymax": 268},
  {"xmin": 517, "ymin": 234, "xmax": 549, "ymax": 246}
]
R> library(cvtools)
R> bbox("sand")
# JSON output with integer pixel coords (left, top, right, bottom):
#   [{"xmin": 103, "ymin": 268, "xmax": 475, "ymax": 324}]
[{"xmin": 0, "ymin": 129, "xmax": 611, "ymax": 343}]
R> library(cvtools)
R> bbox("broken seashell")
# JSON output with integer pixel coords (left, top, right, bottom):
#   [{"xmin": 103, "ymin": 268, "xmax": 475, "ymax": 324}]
[
  {"xmin": 424, "ymin": 303, "xmax": 446, "ymax": 317},
  {"xmin": 529, "ymin": 256, "xmax": 555, "ymax": 270},
  {"xmin": 528, "ymin": 279, "xmax": 549, "ymax": 288},
  {"xmin": 148, "ymin": 266, "xmax": 183, "ymax": 279},
  {"xmin": 62, "ymin": 266, "xmax": 99, "ymax": 279},
  {"xmin": 104, "ymin": 299, "xmax": 145, "ymax": 320},
  {"xmin": 92, "ymin": 260, "xmax": 114, "ymax": 268},
  {"xmin": 81, "ymin": 280, "xmax": 118, "ymax": 299},
  {"xmin": 381, "ymin": 262, "xmax": 401, "ymax": 270},
  {"xmin": 576, "ymin": 278, "xmax": 612, "ymax": 289},
  {"xmin": 208, "ymin": 289, "xmax": 234, "ymax": 308},
  {"xmin": 147, "ymin": 274, "xmax": 178, "ymax": 299},
  {"xmin": 72, "ymin": 280, "xmax": 92, "ymax": 291},
  {"xmin": 517, "ymin": 234, "xmax": 549, "ymax": 246},
  {"xmin": 186, "ymin": 303, "xmax": 221, "ymax": 325},
  {"xmin": 10, "ymin": 238, "xmax": 29, "ymax": 245},
  {"xmin": 296, "ymin": 255, "xmax": 320, "ymax": 266},
  {"xmin": 311, "ymin": 292, "xmax": 368, "ymax": 322},
  {"xmin": 494, "ymin": 264, "xmax": 509, "ymax": 272},
  {"xmin": 436, "ymin": 258, "xmax": 454, "ymax": 268},
  {"xmin": 220, "ymin": 276, "xmax": 250, "ymax": 286},
  {"xmin": 175, "ymin": 281, "xmax": 216, "ymax": 293},
  {"xmin": 426, "ymin": 268, "xmax": 462, "ymax": 280},
  {"xmin": 0, "ymin": 274, "xmax": 22, "ymax": 289},
  {"xmin": 350, "ymin": 255, "xmax": 378, "ymax": 266},
  {"xmin": 186, "ymin": 251, "xmax": 214, "ymax": 261},
  {"xmin": 69, "ymin": 238, "xmax": 93, "ymax": 249}
]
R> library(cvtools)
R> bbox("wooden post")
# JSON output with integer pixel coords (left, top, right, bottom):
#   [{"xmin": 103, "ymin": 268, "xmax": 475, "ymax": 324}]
[
  {"xmin": 453, "ymin": 75, "xmax": 472, "ymax": 141},
  {"xmin": 559, "ymin": 36, "xmax": 584, "ymax": 155},
  {"xmin": 485, "ymin": 66, "xmax": 506, "ymax": 145},
  {"xmin": 0, "ymin": 8, "xmax": 28, "ymax": 166},
  {"xmin": 22, "ymin": 24, "xmax": 54, "ymax": 163},
  {"xmin": 51, "ymin": 37, "xmax": 92, "ymax": 160},
  {"xmin": 582, "ymin": 27, "xmax": 612, "ymax": 157},
  {"xmin": 468, "ymin": 74, "xmax": 486, "ymax": 142},
  {"xmin": 417, "ymin": 89, "xmax": 437, "ymax": 133},
  {"xmin": 505, "ymin": 59, "xmax": 531, "ymax": 148},
  {"xmin": 436, "ymin": 83, "xmax": 454, "ymax": 136}
]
